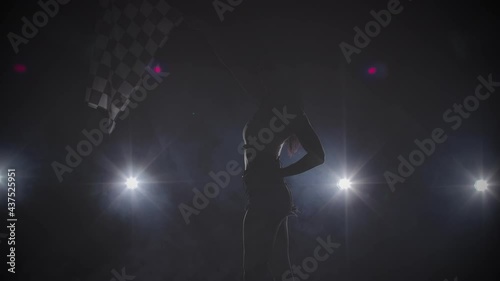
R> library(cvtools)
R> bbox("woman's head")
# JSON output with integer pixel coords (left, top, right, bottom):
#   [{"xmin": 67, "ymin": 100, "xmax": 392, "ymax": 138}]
[
  {"xmin": 254, "ymin": 60, "xmax": 304, "ymax": 156},
  {"xmin": 256, "ymin": 61, "xmax": 303, "ymax": 109}
]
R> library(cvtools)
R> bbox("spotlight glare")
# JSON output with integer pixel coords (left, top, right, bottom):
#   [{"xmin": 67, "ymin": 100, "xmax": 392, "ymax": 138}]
[
  {"xmin": 126, "ymin": 177, "xmax": 138, "ymax": 189},
  {"xmin": 14, "ymin": 63, "xmax": 27, "ymax": 73},
  {"xmin": 337, "ymin": 178, "xmax": 351, "ymax": 190},
  {"xmin": 474, "ymin": 180, "xmax": 488, "ymax": 191}
]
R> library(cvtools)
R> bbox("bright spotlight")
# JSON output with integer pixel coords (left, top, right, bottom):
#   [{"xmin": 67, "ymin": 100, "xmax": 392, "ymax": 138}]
[
  {"xmin": 337, "ymin": 178, "xmax": 351, "ymax": 190},
  {"xmin": 126, "ymin": 177, "xmax": 138, "ymax": 189},
  {"xmin": 474, "ymin": 180, "xmax": 488, "ymax": 191}
]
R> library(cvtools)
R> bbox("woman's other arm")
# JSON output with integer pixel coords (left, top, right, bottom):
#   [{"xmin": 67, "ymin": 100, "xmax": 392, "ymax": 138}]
[{"xmin": 280, "ymin": 109, "xmax": 325, "ymax": 177}]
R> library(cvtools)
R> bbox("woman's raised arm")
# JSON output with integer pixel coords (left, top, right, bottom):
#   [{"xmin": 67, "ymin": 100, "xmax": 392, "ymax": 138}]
[{"xmin": 280, "ymin": 108, "xmax": 325, "ymax": 177}]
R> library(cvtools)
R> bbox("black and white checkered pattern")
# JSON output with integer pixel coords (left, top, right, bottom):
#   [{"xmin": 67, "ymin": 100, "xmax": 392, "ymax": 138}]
[{"xmin": 85, "ymin": 0, "xmax": 183, "ymax": 130}]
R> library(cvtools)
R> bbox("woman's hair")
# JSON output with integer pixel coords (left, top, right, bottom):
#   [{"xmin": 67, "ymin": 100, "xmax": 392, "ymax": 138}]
[
  {"xmin": 255, "ymin": 59, "xmax": 304, "ymax": 156},
  {"xmin": 258, "ymin": 87, "xmax": 303, "ymax": 157}
]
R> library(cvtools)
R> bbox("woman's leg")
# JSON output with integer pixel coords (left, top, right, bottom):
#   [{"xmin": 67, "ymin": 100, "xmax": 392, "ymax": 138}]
[
  {"xmin": 243, "ymin": 207, "xmax": 282, "ymax": 281},
  {"xmin": 270, "ymin": 216, "xmax": 295, "ymax": 281}
]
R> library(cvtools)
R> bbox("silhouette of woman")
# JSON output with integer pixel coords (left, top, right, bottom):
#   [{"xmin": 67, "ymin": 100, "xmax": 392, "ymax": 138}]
[{"xmin": 242, "ymin": 66, "xmax": 325, "ymax": 281}]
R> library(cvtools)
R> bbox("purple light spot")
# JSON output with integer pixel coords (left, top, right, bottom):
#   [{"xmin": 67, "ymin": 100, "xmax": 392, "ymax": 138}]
[
  {"xmin": 14, "ymin": 64, "xmax": 27, "ymax": 73},
  {"xmin": 368, "ymin": 67, "xmax": 377, "ymax": 75},
  {"xmin": 154, "ymin": 65, "xmax": 161, "ymax": 73}
]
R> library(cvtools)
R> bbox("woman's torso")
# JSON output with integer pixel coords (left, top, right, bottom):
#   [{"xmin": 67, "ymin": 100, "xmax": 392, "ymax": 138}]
[
  {"xmin": 243, "ymin": 104, "xmax": 294, "ymax": 171},
  {"xmin": 242, "ymin": 103, "xmax": 297, "ymax": 209}
]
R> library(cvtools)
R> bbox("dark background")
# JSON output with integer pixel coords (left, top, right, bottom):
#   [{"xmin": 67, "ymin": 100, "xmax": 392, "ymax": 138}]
[{"xmin": 0, "ymin": 0, "xmax": 499, "ymax": 280}]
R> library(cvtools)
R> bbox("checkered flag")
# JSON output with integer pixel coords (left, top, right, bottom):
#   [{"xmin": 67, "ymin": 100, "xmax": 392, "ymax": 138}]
[{"xmin": 85, "ymin": 0, "xmax": 183, "ymax": 133}]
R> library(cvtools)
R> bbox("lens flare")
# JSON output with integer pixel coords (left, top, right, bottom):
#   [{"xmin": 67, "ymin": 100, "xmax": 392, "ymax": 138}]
[
  {"xmin": 126, "ymin": 177, "xmax": 138, "ymax": 189},
  {"xmin": 337, "ymin": 178, "xmax": 351, "ymax": 190},
  {"xmin": 474, "ymin": 180, "xmax": 488, "ymax": 191}
]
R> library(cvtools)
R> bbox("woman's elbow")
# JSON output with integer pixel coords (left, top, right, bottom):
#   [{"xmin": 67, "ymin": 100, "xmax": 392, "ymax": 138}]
[
  {"xmin": 317, "ymin": 153, "xmax": 325, "ymax": 165},
  {"xmin": 312, "ymin": 151, "xmax": 325, "ymax": 166}
]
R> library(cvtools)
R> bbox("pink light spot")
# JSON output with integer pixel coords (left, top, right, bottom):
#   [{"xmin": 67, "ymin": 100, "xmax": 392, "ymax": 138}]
[
  {"xmin": 14, "ymin": 64, "xmax": 27, "ymax": 73},
  {"xmin": 154, "ymin": 65, "xmax": 161, "ymax": 73},
  {"xmin": 368, "ymin": 67, "xmax": 377, "ymax": 75}
]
